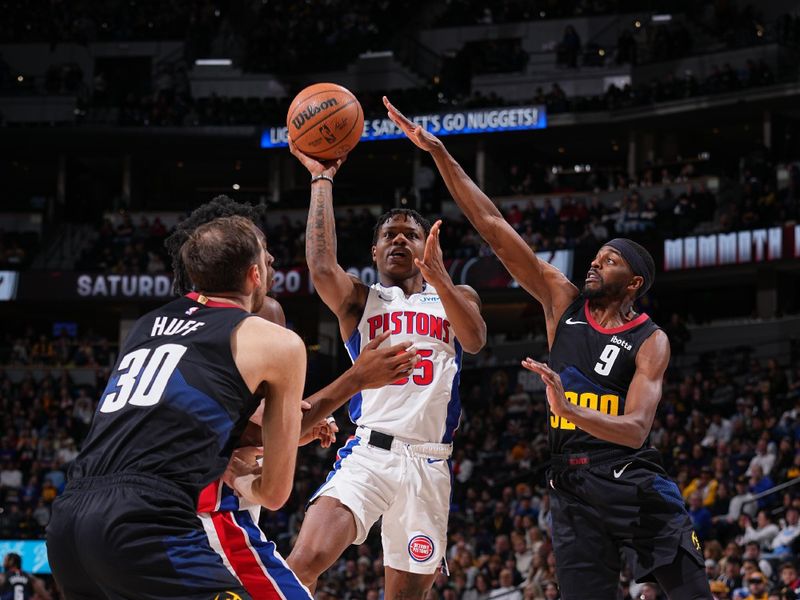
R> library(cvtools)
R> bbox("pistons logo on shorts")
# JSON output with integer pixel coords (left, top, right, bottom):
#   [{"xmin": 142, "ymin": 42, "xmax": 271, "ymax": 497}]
[{"xmin": 407, "ymin": 535, "xmax": 435, "ymax": 562}]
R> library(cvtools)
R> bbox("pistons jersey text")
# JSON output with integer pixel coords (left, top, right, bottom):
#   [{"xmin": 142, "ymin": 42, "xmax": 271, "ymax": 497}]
[{"xmin": 345, "ymin": 283, "xmax": 462, "ymax": 443}]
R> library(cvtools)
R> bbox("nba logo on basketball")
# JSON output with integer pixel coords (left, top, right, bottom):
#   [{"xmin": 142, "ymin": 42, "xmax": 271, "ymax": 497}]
[{"xmin": 407, "ymin": 535, "xmax": 434, "ymax": 562}]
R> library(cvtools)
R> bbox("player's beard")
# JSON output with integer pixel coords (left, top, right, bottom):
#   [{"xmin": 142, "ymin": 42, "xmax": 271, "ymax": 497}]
[{"xmin": 583, "ymin": 276, "xmax": 626, "ymax": 299}]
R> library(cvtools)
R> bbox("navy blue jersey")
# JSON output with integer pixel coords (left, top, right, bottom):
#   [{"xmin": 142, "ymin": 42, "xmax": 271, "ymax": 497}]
[
  {"xmin": 547, "ymin": 293, "xmax": 661, "ymax": 454},
  {"xmin": 69, "ymin": 293, "xmax": 261, "ymax": 500},
  {"xmin": 1, "ymin": 570, "xmax": 33, "ymax": 600}
]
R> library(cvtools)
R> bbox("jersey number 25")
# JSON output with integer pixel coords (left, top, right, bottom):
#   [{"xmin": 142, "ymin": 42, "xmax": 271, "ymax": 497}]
[{"xmin": 392, "ymin": 349, "xmax": 434, "ymax": 386}]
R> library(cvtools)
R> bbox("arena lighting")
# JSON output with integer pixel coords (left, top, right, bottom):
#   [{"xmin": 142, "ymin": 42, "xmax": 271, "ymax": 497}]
[
  {"xmin": 232, "ymin": 183, "xmax": 240, "ymax": 190},
  {"xmin": 194, "ymin": 58, "xmax": 233, "ymax": 66},
  {"xmin": 651, "ymin": 14, "xmax": 672, "ymax": 22}
]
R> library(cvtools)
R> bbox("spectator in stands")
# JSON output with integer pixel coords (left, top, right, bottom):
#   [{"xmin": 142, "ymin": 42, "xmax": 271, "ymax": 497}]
[
  {"xmin": 689, "ymin": 490, "xmax": 714, "ymax": 540},
  {"xmin": 462, "ymin": 572, "xmax": 491, "ymax": 600},
  {"xmin": 664, "ymin": 313, "xmax": 691, "ymax": 355},
  {"xmin": 750, "ymin": 465, "xmax": 776, "ymax": 508},
  {"xmin": 489, "ymin": 568, "xmax": 522, "ymax": 600},
  {"xmin": 558, "ymin": 25, "xmax": 581, "ymax": 68},
  {"xmin": 743, "ymin": 570, "xmax": 768, "ymax": 600},
  {"xmin": 741, "ymin": 511, "xmax": 780, "ymax": 550},
  {"xmin": 748, "ymin": 439, "xmax": 777, "ymax": 477},
  {"xmin": 684, "ymin": 466, "xmax": 720, "ymax": 507},
  {"xmin": 779, "ymin": 562, "xmax": 800, "ymax": 595},
  {"xmin": 767, "ymin": 508, "xmax": 800, "ymax": 560},
  {"xmin": 710, "ymin": 579, "xmax": 730, "ymax": 599}
]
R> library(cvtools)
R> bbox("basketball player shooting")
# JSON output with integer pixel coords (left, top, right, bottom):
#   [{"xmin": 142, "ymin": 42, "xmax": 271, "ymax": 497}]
[
  {"xmin": 384, "ymin": 97, "xmax": 712, "ymax": 600},
  {"xmin": 166, "ymin": 197, "xmax": 420, "ymax": 600},
  {"xmin": 285, "ymin": 137, "xmax": 487, "ymax": 599}
]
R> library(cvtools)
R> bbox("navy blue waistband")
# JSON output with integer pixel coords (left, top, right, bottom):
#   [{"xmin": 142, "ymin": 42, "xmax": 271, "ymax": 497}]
[{"xmin": 65, "ymin": 472, "xmax": 195, "ymax": 507}]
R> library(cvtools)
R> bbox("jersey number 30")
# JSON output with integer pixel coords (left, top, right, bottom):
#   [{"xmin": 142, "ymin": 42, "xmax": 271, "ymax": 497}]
[{"xmin": 100, "ymin": 344, "xmax": 187, "ymax": 413}]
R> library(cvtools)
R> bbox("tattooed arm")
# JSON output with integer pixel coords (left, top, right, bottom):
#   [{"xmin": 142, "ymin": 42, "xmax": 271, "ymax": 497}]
[{"xmin": 289, "ymin": 138, "xmax": 368, "ymax": 338}]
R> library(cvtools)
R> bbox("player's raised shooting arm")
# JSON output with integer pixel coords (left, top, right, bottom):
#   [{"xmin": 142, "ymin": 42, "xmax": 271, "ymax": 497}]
[
  {"xmin": 384, "ymin": 97, "xmax": 578, "ymax": 328},
  {"xmin": 289, "ymin": 137, "xmax": 367, "ymax": 336}
]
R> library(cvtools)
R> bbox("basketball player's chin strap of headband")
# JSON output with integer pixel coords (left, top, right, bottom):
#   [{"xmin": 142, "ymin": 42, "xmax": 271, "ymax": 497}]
[{"xmin": 604, "ymin": 238, "xmax": 652, "ymax": 297}]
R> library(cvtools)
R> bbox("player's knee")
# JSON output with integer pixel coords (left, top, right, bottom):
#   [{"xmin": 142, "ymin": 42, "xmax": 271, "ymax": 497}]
[{"xmin": 287, "ymin": 545, "xmax": 328, "ymax": 584}]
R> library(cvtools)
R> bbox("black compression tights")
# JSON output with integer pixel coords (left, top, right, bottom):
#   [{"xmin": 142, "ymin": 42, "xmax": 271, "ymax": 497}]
[{"xmin": 651, "ymin": 548, "xmax": 713, "ymax": 600}]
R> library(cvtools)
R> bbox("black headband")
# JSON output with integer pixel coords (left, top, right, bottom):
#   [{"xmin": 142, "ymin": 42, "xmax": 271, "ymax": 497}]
[{"xmin": 604, "ymin": 238, "xmax": 655, "ymax": 298}]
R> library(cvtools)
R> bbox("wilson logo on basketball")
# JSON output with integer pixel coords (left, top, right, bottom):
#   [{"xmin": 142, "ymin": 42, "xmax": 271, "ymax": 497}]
[
  {"xmin": 291, "ymin": 98, "xmax": 339, "ymax": 129},
  {"xmin": 408, "ymin": 535, "xmax": 434, "ymax": 562}
]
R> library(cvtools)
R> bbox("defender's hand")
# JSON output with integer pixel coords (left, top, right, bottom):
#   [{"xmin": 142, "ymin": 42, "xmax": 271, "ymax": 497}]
[
  {"xmin": 351, "ymin": 330, "xmax": 418, "ymax": 390},
  {"xmin": 415, "ymin": 220, "xmax": 449, "ymax": 287},
  {"xmin": 288, "ymin": 135, "xmax": 347, "ymax": 179},
  {"xmin": 522, "ymin": 359, "xmax": 571, "ymax": 419},
  {"xmin": 383, "ymin": 96, "xmax": 442, "ymax": 153}
]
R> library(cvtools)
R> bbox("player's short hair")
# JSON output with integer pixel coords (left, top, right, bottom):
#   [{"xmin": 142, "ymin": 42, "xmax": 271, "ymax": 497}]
[
  {"xmin": 372, "ymin": 209, "xmax": 431, "ymax": 244},
  {"xmin": 165, "ymin": 195, "xmax": 266, "ymax": 295},
  {"xmin": 180, "ymin": 216, "xmax": 265, "ymax": 294},
  {"xmin": 5, "ymin": 552, "xmax": 21, "ymax": 568}
]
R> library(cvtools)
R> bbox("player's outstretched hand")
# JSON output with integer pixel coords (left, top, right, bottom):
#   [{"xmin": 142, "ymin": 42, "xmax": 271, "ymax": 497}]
[
  {"xmin": 383, "ymin": 96, "xmax": 442, "ymax": 153},
  {"xmin": 288, "ymin": 135, "xmax": 347, "ymax": 179},
  {"xmin": 352, "ymin": 330, "xmax": 418, "ymax": 390},
  {"xmin": 415, "ymin": 219, "xmax": 449, "ymax": 287},
  {"xmin": 300, "ymin": 417, "xmax": 339, "ymax": 448},
  {"xmin": 521, "ymin": 358, "xmax": 571, "ymax": 419}
]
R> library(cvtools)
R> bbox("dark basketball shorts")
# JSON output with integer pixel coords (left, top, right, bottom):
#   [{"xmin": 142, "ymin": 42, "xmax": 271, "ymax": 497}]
[
  {"xmin": 547, "ymin": 448, "xmax": 704, "ymax": 600},
  {"xmin": 46, "ymin": 473, "xmax": 252, "ymax": 600}
]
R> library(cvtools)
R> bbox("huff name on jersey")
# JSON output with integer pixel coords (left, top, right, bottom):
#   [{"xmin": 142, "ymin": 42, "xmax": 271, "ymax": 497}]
[
  {"xmin": 367, "ymin": 311, "xmax": 452, "ymax": 343},
  {"xmin": 150, "ymin": 317, "xmax": 206, "ymax": 337}
]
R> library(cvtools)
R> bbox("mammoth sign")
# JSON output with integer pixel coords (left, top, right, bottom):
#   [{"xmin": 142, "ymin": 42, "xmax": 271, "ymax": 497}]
[{"xmin": 663, "ymin": 225, "xmax": 800, "ymax": 271}]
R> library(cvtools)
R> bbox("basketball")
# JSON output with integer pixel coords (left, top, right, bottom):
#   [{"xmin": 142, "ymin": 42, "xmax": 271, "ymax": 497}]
[{"xmin": 286, "ymin": 83, "xmax": 364, "ymax": 160}]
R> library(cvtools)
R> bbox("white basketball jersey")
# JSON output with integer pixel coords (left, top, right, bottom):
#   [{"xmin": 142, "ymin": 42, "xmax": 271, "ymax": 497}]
[{"xmin": 344, "ymin": 283, "xmax": 463, "ymax": 443}]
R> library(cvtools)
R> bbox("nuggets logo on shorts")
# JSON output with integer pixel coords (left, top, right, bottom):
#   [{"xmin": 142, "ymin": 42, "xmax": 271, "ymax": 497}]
[
  {"xmin": 213, "ymin": 593, "xmax": 243, "ymax": 600},
  {"xmin": 408, "ymin": 535, "xmax": 434, "ymax": 562}
]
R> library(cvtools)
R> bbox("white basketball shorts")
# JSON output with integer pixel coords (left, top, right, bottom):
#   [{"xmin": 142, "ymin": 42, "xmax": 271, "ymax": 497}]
[{"xmin": 309, "ymin": 431, "xmax": 452, "ymax": 574}]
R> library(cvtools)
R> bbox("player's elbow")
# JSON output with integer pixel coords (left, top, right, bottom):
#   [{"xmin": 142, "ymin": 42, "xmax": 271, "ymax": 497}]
[
  {"xmin": 624, "ymin": 419, "xmax": 649, "ymax": 449},
  {"xmin": 308, "ymin": 260, "xmax": 337, "ymax": 280},
  {"xmin": 260, "ymin": 493, "xmax": 289, "ymax": 512},
  {"xmin": 256, "ymin": 479, "xmax": 292, "ymax": 511},
  {"xmin": 460, "ymin": 326, "xmax": 487, "ymax": 354}
]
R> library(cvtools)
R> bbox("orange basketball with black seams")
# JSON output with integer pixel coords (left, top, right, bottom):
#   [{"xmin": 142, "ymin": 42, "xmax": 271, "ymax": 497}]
[{"xmin": 286, "ymin": 83, "xmax": 364, "ymax": 160}]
